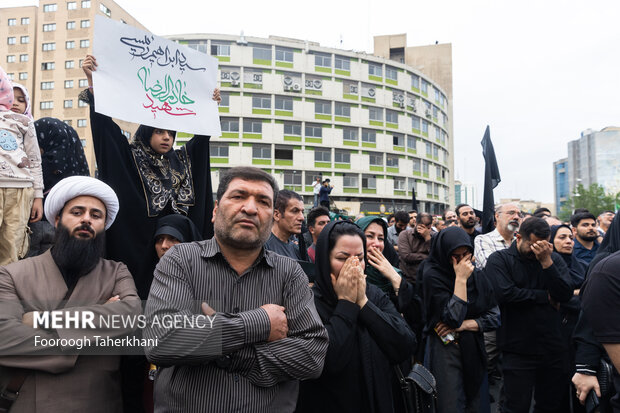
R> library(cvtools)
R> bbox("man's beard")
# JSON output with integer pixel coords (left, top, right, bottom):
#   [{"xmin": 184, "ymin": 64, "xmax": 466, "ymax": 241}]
[
  {"xmin": 580, "ymin": 233, "xmax": 598, "ymax": 242},
  {"xmin": 51, "ymin": 223, "xmax": 106, "ymax": 286},
  {"xmin": 460, "ymin": 219, "xmax": 476, "ymax": 229},
  {"xmin": 214, "ymin": 213, "xmax": 272, "ymax": 250},
  {"xmin": 506, "ymin": 220, "xmax": 520, "ymax": 233}
]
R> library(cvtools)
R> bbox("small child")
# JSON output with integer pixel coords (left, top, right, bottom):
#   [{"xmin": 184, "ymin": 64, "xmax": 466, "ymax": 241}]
[{"xmin": 0, "ymin": 66, "xmax": 43, "ymax": 264}]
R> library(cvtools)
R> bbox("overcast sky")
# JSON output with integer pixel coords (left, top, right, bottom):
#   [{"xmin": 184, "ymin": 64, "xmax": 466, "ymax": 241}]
[{"xmin": 3, "ymin": 0, "xmax": 619, "ymax": 206}]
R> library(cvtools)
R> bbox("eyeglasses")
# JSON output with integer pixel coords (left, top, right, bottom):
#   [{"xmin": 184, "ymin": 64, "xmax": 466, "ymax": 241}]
[{"xmin": 502, "ymin": 210, "xmax": 523, "ymax": 218}]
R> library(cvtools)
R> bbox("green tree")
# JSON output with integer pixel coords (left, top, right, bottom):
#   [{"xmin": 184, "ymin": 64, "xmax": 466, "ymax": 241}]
[{"xmin": 559, "ymin": 183, "xmax": 619, "ymax": 221}]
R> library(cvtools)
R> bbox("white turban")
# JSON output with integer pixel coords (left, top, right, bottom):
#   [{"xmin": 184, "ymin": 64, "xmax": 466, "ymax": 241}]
[{"xmin": 44, "ymin": 176, "xmax": 119, "ymax": 230}]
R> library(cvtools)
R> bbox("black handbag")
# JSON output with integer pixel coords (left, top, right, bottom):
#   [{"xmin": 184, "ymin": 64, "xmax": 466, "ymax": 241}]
[{"xmin": 395, "ymin": 363, "xmax": 437, "ymax": 413}]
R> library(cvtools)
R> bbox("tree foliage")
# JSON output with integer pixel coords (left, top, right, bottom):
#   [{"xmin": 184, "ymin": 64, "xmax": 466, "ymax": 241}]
[{"xmin": 559, "ymin": 183, "xmax": 619, "ymax": 221}]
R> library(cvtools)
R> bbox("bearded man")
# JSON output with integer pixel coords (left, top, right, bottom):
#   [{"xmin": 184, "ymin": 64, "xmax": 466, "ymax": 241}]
[{"xmin": 0, "ymin": 176, "xmax": 141, "ymax": 413}]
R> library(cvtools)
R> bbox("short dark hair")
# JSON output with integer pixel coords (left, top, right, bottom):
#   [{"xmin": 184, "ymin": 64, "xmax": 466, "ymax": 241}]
[
  {"xmin": 275, "ymin": 189, "xmax": 303, "ymax": 214},
  {"xmin": 417, "ymin": 212, "xmax": 432, "ymax": 226},
  {"xmin": 327, "ymin": 222, "xmax": 366, "ymax": 258},
  {"xmin": 441, "ymin": 210, "xmax": 453, "ymax": 221},
  {"xmin": 408, "ymin": 210, "xmax": 417, "ymax": 214},
  {"xmin": 573, "ymin": 208, "xmax": 590, "ymax": 215},
  {"xmin": 532, "ymin": 207, "xmax": 551, "ymax": 218},
  {"xmin": 455, "ymin": 204, "xmax": 471, "ymax": 216},
  {"xmin": 394, "ymin": 211, "xmax": 410, "ymax": 224},
  {"xmin": 599, "ymin": 210, "xmax": 615, "ymax": 216},
  {"xmin": 216, "ymin": 167, "xmax": 279, "ymax": 205},
  {"xmin": 307, "ymin": 206, "xmax": 330, "ymax": 228},
  {"xmin": 570, "ymin": 212, "xmax": 597, "ymax": 228},
  {"xmin": 387, "ymin": 213, "xmax": 395, "ymax": 222},
  {"xmin": 519, "ymin": 217, "xmax": 551, "ymax": 240}
]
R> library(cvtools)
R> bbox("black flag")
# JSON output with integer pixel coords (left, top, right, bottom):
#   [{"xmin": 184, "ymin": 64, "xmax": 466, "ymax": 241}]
[
  {"xmin": 481, "ymin": 126, "xmax": 501, "ymax": 234},
  {"xmin": 411, "ymin": 184, "xmax": 418, "ymax": 212}
]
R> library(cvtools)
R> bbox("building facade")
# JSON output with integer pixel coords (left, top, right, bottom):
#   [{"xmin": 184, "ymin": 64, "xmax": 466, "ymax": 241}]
[
  {"xmin": 169, "ymin": 33, "xmax": 454, "ymax": 215},
  {"xmin": 553, "ymin": 158, "xmax": 568, "ymax": 215},
  {"xmin": 1, "ymin": 0, "xmax": 147, "ymax": 172}
]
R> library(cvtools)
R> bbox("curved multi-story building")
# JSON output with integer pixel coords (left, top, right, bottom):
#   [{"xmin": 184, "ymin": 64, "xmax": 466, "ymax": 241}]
[{"xmin": 169, "ymin": 33, "xmax": 454, "ymax": 215}]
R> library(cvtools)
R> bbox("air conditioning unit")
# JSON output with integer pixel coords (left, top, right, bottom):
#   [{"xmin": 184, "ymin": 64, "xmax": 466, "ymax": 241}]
[
  {"xmin": 231, "ymin": 79, "xmax": 239, "ymax": 86},
  {"xmin": 293, "ymin": 83, "xmax": 301, "ymax": 92},
  {"xmin": 425, "ymin": 109, "xmax": 432, "ymax": 118}
]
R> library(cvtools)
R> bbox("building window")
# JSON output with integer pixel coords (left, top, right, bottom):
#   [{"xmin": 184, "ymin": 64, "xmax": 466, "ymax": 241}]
[
  {"xmin": 221, "ymin": 117, "xmax": 239, "ymax": 132},
  {"xmin": 43, "ymin": 4, "xmax": 58, "ymax": 12},
  {"xmin": 41, "ymin": 81, "xmax": 54, "ymax": 90},
  {"xmin": 65, "ymin": 80, "xmax": 74, "ymax": 88},
  {"xmin": 411, "ymin": 74, "xmax": 420, "ymax": 89},
  {"xmin": 20, "ymin": 36, "xmax": 29, "ymax": 44},
  {"xmin": 361, "ymin": 129, "xmax": 376, "ymax": 143},
  {"xmin": 66, "ymin": 41, "xmax": 75, "ymax": 49},
  {"xmin": 82, "ymin": 0, "xmax": 91, "ymax": 8},
  {"xmin": 343, "ymin": 174, "xmax": 358, "ymax": 188},
  {"xmin": 219, "ymin": 92, "xmax": 229, "ymax": 108},
  {"xmin": 395, "ymin": 178, "xmax": 406, "ymax": 191},
  {"xmin": 422, "ymin": 161, "xmax": 430, "ymax": 175},
  {"xmin": 252, "ymin": 45, "xmax": 271, "ymax": 61},
  {"xmin": 64, "ymin": 120, "xmax": 72, "ymax": 126},
  {"xmin": 65, "ymin": 60, "xmax": 75, "ymax": 69},
  {"xmin": 335, "ymin": 150, "xmax": 350, "ymax": 164},
  {"xmin": 42, "ymin": 43, "xmax": 56, "ymax": 51},
  {"xmin": 21, "ymin": 18, "xmax": 30, "ymax": 25},
  {"xmin": 80, "ymin": 19, "xmax": 90, "ymax": 28},
  {"xmin": 412, "ymin": 116, "xmax": 420, "ymax": 130},
  {"xmin": 369, "ymin": 107, "xmax": 383, "ymax": 122},
  {"xmin": 212, "ymin": 144, "xmax": 229, "ymax": 158},
  {"xmin": 18, "ymin": 72, "xmax": 27, "ymax": 80},
  {"xmin": 342, "ymin": 127, "xmax": 358, "ymax": 142},
  {"xmin": 362, "ymin": 175, "xmax": 376, "ymax": 189},
  {"xmin": 387, "ymin": 155, "xmax": 399, "ymax": 168},
  {"xmin": 79, "ymin": 79, "xmax": 89, "ymax": 87},
  {"xmin": 78, "ymin": 119, "xmax": 87, "ymax": 127},
  {"xmin": 368, "ymin": 63, "xmax": 382, "ymax": 77},
  {"xmin": 315, "ymin": 100, "xmax": 331, "ymax": 115},
  {"xmin": 275, "ymin": 147, "xmax": 293, "ymax": 161},
  {"xmin": 8, "ymin": 18, "xmax": 17, "ymax": 26},
  {"xmin": 7, "ymin": 37, "xmax": 16, "ymax": 45},
  {"xmin": 369, "ymin": 152, "xmax": 383, "ymax": 166},
  {"xmin": 335, "ymin": 102, "xmax": 351, "ymax": 118},
  {"xmin": 6, "ymin": 73, "xmax": 14, "ymax": 81},
  {"xmin": 40, "ymin": 101, "xmax": 54, "ymax": 110},
  {"xmin": 283, "ymin": 122, "xmax": 301, "ymax": 136},
  {"xmin": 6, "ymin": 55, "xmax": 15, "ymax": 63},
  {"xmin": 78, "ymin": 100, "xmax": 87, "ymax": 107},
  {"xmin": 314, "ymin": 53, "xmax": 331, "ymax": 68},
  {"xmin": 407, "ymin": 136, "xmax": 416, "ymax": 150},
  {"xmin": 252, "ymin": 144, "xmax": 270, "ymax": 159},
  {"xmin": 41, "ymin": 62, "xmax": 55, "ymax": 70},
  {"xmin": 284, "ymin": 171, "xmax": 302, "ymax": 186},
  {"xmin": 210, "ymin": 42, "xmax": 230, "ymax": 57},
  {"xmin": 80, "ymin": 40, "xmax": 90, "ymax": 48},
  {"xmin": 421, "ymin": 80, "xmax": 428, "ymax": 94},
  {"xmin": 19, "ymin": 54, "xmax": 28, "ymax": 62},
  {"xmin": 43, "ymin": 23, "xmax": 56, "ymax": 31},
  {"xmin": 386, "ymin": 110, "xmax": 398, "ymax": 124},
  {"xmin": 252, "ymin": 94, "xmax": 271, "ymax": 109},
  {"xmin": 335, "ymin": 55, "xmax": 350, "ymax": 71},
  {"xmin": 422, "ymin": 120, "xmax": 429, "ymax": 134},
  {"xmin": 243, "ymin": 119, "xmax": 262, "ymax": 134},
  {"xmin": 275, "ymin": 47, "xmax": 293, "ymax": 63},
  {"xmin": 412, "ymin": 158, "xmax": 421, "ymax": 173},
  {"xmin": 425, "ymin": 142, "xmax": 432, "ymax": 157},
  {"xmin": 64, "ymin": 99, "xmax": 73, "ymax": 108},
  {"xmin": 275, "ymin": 96, "xmax": 293, "ymax": 111},
  {"xmin": 385, "ymin": 66, "xmax": 398, "ymax": 81},
  {"xmin": 66, "ymin": 21, "xmax": 76, "ymax": 30},
  {"xmin": 67, "ymin": 1, "xmax": 77, "ymax": 9},
  {"xmin": 99, "ymin": 3, "xmax": 111, "ymax": 16},
  {"xmin": 433, "ymin": 144, "xmax": 439, "ymax": 159},
  {"xmin": 305, "ymin": 124, "xmax": 322, "ymax": 138},
  {"xmin": 314, "ymin": 149, "xmax": 331, "ymax": 163}
]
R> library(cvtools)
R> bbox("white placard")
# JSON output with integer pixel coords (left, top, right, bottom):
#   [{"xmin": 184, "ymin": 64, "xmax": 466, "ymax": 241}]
[{"xmin": 93, "ymin": 15, "xmax": 221, "ymax": 136}]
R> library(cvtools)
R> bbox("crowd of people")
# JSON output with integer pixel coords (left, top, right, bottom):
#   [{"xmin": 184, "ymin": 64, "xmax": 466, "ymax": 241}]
[{"xmin": 1, "ymin": 55, "xmax": 620, "ymax": 413}]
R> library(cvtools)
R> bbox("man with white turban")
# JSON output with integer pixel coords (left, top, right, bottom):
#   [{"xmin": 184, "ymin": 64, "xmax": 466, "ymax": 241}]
[{"xmin": 0, "ymin": 176, "xmax": 141, "ymax": 413}]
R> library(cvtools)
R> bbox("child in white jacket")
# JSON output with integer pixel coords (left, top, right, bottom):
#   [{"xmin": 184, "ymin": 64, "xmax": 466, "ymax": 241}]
[{"xmin": 0, "ymin": 66, "xmax": 43, "ymax": 264}]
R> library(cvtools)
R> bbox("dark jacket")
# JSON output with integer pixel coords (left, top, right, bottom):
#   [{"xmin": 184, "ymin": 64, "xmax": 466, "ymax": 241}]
[
  {"xmin": 397, "ymin": 228, "xmax": 431, "ymax": 284},
  {"xmin": 486, "ymin": 243, "xmax": 573, "ymax": 355},
  {"xmin": 298, "ymin": 221, "xmax": 416, "ymax": 413},
  {"xmin": 318, "ymin": 185, "xmax": 332, "ymax": 202}
]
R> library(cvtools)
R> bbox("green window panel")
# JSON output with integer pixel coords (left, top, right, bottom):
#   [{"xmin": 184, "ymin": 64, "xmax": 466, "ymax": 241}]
[
  {"xmin": 343, "ymin": 94, "xmax": 359, "ymax": 101},
  {"xmin": 253, "ymin": 58, "xmax": 271, "ymax": 66},
  {"xmin": 369, "ymin": 120, "xmax": 383, "ymax": 127},
  {"xmin": 368, "ymin": 75, "xmax": 382, "ymax": 82},
  {"xmin": 412, "ymin": 128, "xmax": 421, "ymax": 134},
  {"xmin": 385, "ymin": 78, "xmax": 398, "ymax": 86},
  {"xmin": 243, "ymin": 133, "xmax": 262, "ymax": 139},
  {"xmin": 435, "ymin": 138, "xmax": 441, "ymax": 144},
  {"xmin": 315, "ymin": 66, "xmax": 332, "ymax": 73},
  {"xmin": 221, "ymin": 82, "xmax": 232, "ymax": 87},
  {"xmin": 386, "ymin": 167, "xmax": 399, "ymax": 173},
  {"xmin": 386, "ymin": 122, "xmax": 398, "ymax": 129},
  {"xmin": 293, "ymin": 49, "xmax": 302, "ymax": 53},
  {"xmin": 333, "ymin": 173, "xmax": 343, "ymax": 177},
  {"xmin": 293, "ymin": 97, "xmax": 303, "ymax": 101},
  {"xmin": 433, "ymin": 156, "xmax": 438, "ymax": 161},
  {"xmin": 284, "ymin": 185, "xmax": 302, "ymax": 191},
  {"xmin": 411, "ymin": 87, "xmax": 420, "ymax": 93},
  {"xmin": 394, "ymin": 190, "xmax": 406, "ymax": 196},
  {"xmin": 306, "ymin": 90, "xmax": 322, "ymax": 96},
  {"xmin": 361, "ymin": 142, "xmax": 376, "ymax": 148},
  {"xmin": 335, "ymin": 69, "xmax": 350, "ymax": 76},
  {"xmin": 275, "ymin": 159, "xmax": 293, "ymax": 166},
  {"xmin": 362, "ymin": 188, "xmax": 377, "ymax": 194},
  {"xmin": 222, "ymin": 132, "xmax": 239, "ymax": 138},
  {"xmin": 425, "ymin": 154, "xmax": 433, "ymax": 159},
  {"xmin": 370, "ymin": 166, "xmax": 383, "ymax": 172},
  {"xmin": 306, "ymin": 137, "xmax": 322, "ymax": 144},
  {"xmin": 218, "ymin": 107, "xmax": 230, "ymax": 113},
  {"xmin": 343, "ymin": 140, "xmax": 358, "ymax": 147},
  {"xmin": 216, "ymin": 56, "xmax": 230, "ymax": 62},
  {"xmin": 177, "ymin": 132, "xmax": 193, "ymax": 138},
  {"xmin": 343, "ymin": 188, "xmax": 358, "ymax": 193},
  {"xmin": 334, "ymin": 78, "xmax": 344, "ymax": 83},
  {"xmin": 314, "ymin": 161, "xmax": 331, "ymax": 168},
  {"xmin": 422, "ymin": 132, "xmax": 429, "ymax": 137},
  {"xmin": 413, "ymin": 171, "xmax": 421, "ymax": 176},
  {"xmin": 315, "ymin": 114, "xmax": 332, "ymax": 121},
  {"xmin": 421, "ymin": 91, "xmax": 428, "ymax": 97},
  {"xmin": 275, "ymin": 110, "xmax": 293, "ymax": 117},
  {"xmin": 252, "ymin": 108, "xmax": 271, "ymax": 115},
  {"xmin": 305, "ymin": 186, "xmax": 314, "ymax": 192},
  {"xmin": 242, "ymin": 143, "xmax": 253, "ymax": 147},
  {"xmin": 263, "ymin": 169, "xmax": 273, "ymax": 173},
  {"xmin": 362, "ymin": 97, "xmax": 376, "ymax": 103},
  {"xmin": 211, "ymin": 157, "xmax": 228, "ymax": 164},
  {"xmin": 423, "ymin": 173, "xmax": 429, "ymax": 178},
  {"xmin": 252, "ymin": 159, "xmax": 271, "ymax": 165},
  {"xmin": 283, "ymin": 135, "xmax": 302, "ymax": 142},
  {"xmin": 407, "ymin": 148, "xmax": 416, "ymax": 154},
  {"xmin": 275, "ymin": 61, "xmax": 293, "ymax": 68},
  {"xmin": 335, "ymin": 116, "xmax": 350, "ymax": 123},
  {"xmin": 244, "ymin": 83, "xmax": 263, "ymax": 90},
  {"xmin": 335, "ymin": 163, "xmax": 351, "ymax": 169},
  {"xmin": 262, "ymin": 119, "xmax": 272, "ymax": 123},
  {"xmin": 393, "ymin": 103, "xmax": 403, "ymax": 109},
  {"xmin": 293, "ymin": 146, "xmax": 302, "ymax": 150},
  {"xmin": 433, "ymin": 117, "xmax": 438, "ymax": 123}
]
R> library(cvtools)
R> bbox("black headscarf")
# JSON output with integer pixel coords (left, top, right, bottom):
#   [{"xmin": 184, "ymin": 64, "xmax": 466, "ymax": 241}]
[
  {"xmin": 130, "ymin": 125, "xmax": 195, "ymax": 217},
  {"xmin": 34, "ymin": 117, "xmax": 90, "ymax": 195},
  {"xmin": 422, "ymin": 226, "xmax": 495, "ymax": 402},
  {"xmin": 587, "ymin": 212, "xmax": 620, "ymax": 276},
  {"xmin": 154, "ymin": 214, "xmax": 203, "ymax": 244},
  {"xmin": 550, "ymin": 224, "xmax": 586, "ymax": 288}
]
